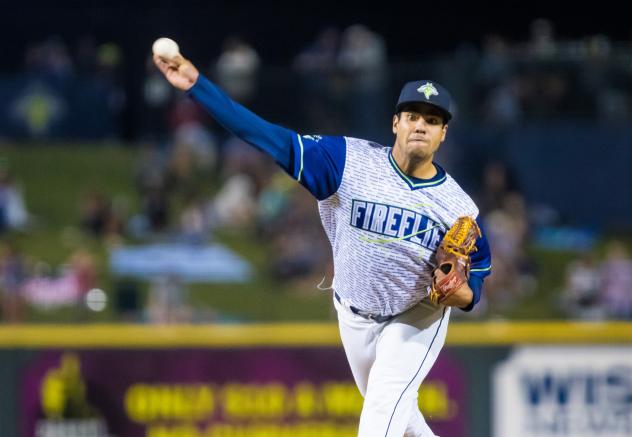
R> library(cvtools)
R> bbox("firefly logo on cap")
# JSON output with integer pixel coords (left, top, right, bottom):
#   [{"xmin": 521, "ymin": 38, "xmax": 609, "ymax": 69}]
[{"xmin": 417, "ymin": 82, "xmax": 439, "ymax": 100}]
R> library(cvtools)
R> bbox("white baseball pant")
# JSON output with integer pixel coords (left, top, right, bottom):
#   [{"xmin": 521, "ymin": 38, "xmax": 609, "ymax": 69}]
[{"xmin": 334, "ymin": 295, "xmax": 450, "ymax": 437}]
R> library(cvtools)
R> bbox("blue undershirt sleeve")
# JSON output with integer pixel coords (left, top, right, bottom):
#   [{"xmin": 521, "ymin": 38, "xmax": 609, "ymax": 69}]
[
  {"xmin": 187, "ymin": 74, "xmax": 345, "ymax": 199},
  {"xmin": 461, "ymin": 215, "xmax": 492, "ymax": 312}
]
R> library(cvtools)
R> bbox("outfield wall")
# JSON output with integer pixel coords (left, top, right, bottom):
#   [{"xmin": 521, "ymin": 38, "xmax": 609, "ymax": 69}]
[{"xmin": 1, "ymin": 322, "xmax": 630, "ymax": 437}]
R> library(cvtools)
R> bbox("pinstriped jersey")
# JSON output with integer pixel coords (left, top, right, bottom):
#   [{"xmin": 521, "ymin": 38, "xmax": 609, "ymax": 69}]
[{"xmin": 318, "ymin": 137, "xmax": 479, "ymax": 316}]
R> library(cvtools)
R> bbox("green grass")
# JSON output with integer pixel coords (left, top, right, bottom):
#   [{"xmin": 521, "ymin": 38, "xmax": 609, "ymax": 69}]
[
  {"xmin": 2, "ymin": 143, "xmax": 136, "ymax": 268},
  {"xmin": 0, "ymin": 142, "xmax": 333, "ymax": 323},
  {"xmin": 3, "ymin": 143, "xmax": 138, "ymax": 228},
  {"xmin": 189, "ymin": 230, "xmax": 333, "ymax": 322}
]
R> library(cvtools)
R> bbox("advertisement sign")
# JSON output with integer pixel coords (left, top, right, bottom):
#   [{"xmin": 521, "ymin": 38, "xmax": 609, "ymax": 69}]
[
  {"xmin": 22, "ymin": 348, "xmax": 466, "ymax": 437},
  {"xmin": 493, "ymin": 346, "xmax": 632, "ymax": 437}
]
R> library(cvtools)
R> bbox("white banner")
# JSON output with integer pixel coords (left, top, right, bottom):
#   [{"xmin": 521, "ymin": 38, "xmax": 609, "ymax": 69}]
[{"xmin": 493, "ymin": 346, "xmax": 632, "ymax": 437}]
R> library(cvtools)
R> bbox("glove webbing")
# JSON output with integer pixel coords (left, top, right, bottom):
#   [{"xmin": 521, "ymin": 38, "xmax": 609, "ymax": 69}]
[{"xmin": 440, "ymin": 217, "xmax": 481, "ymax": 259}]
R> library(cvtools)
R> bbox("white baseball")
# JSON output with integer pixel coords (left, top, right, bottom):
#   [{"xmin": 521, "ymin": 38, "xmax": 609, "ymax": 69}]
[{"xmin": 152, "ymin": 37, "xmax": 180, "ymax": 59}]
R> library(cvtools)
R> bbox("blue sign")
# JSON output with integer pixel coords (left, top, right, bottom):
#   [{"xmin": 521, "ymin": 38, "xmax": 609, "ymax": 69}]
[{"xmin": 110, "ymin": 243, "xmax": 252, "ymax": 283}]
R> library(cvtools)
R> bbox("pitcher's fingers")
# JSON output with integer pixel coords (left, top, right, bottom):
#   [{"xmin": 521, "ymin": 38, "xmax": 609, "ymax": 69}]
[
  {"xmin": 154, "ymin": 54, "xmax": 182, "ymax": 71},
  {"xmin": 153, "ymin": 55, "xmax": 170, "ymax": 73}
]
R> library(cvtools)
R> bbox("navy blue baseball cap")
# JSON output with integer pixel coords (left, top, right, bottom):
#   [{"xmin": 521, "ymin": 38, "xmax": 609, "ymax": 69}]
[{"xmin": 395, "ymin": 80, "xmax": 453, "ymax": 122}]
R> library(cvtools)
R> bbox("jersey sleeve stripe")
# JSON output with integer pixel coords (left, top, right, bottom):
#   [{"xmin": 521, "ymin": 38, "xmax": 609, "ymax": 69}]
[{"xmin": 296, "ymin": 134, "xmax": 305, "ymax": 182}]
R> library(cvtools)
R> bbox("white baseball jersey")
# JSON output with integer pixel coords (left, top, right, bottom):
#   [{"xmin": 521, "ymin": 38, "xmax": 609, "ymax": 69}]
[{"xmin": 317, "ymin": 137, "xmax": 479, "ymax": 316}]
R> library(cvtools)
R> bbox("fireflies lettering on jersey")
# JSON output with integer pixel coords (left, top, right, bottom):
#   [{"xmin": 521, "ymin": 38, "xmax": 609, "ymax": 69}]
[{"xmin": 350, "ymin": 199, "xmax": 445, "ymax": 251}]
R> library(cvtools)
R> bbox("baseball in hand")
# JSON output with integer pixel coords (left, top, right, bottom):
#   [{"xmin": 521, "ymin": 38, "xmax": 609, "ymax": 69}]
[{"xmin": 152, "ymin": 37, "xmax": 180, "ymax": 59}]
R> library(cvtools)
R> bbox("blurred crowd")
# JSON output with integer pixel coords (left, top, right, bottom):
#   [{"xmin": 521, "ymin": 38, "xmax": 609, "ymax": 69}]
[
  {"xmin": 1, "ymin": 19, "xmax": 632, "ymax": 323},
  {"xmin": 561, "ymin": 241, "xmax": 632, "ymax": 320},
  {"xmin": 467, "ymin": 161, "xmax": 535, "ymax": 317},
  {"xmin": 471, "ymin": 19, "xmax": 632, "ymax": 124},
  {"xmin": 4, "ymin": 19, "xmax": 632, "ymax": 141}
]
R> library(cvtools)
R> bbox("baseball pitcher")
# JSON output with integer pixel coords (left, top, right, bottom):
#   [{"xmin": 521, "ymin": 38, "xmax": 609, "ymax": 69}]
[{"xmin": 154, "ymin": 48, "xmax": 492, "ymax": 437}]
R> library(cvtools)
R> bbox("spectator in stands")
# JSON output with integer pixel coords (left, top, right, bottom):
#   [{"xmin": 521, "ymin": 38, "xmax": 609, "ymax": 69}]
[
  {"xmin": 145, "ymin": 275, "xmax": 191, "ymax": 323},
  {"xmin": 68, "ymin": 249, "xmax": 98, "ymax": 298},
  {"xmin": 600, "ymin": 240, "xmax": 632, "ymax": 319},
  {"xmin": 338, "ymin": 24, "xmax": 388, "ymax": 142},
  {"xmin": 475, "ymin": 162, "xmax": 534, "ymax": 312},
  {"xmin": 482, "ymin": 193, "xmax": 532, "ymax": 310},
  {"xmin": 208, "ymin": 135, "xmax": 276, "ymax": 231},
  {"xmin": 179, "ymin": 192, "xmax": 210, "ymax": 243},
  {"xmin": 338, "ymin": 24, "xmax": 387, "ymax": 87},
  {"xmin": 215, "ymin": 36, "xmax": 260, "ymax": 103},
  {"xmin": 0, "ymin": 165, "xmax": 29, "ymax": 233},
  {"xmin": 294, "ymin": 27, "xmax": 340, "ymax": 73},
  {"xmin": 526, "ymin": 18, "xmax": 557, "ymax": 60},
  {"xmin": 27, "ymin": 36, "xmax": 74, "ymax": 86},
  {"xmin": 267, "ymin": 187, "xmax": 330, "ymax": 283},
  {"xmin": 0, "ymin": 241, "xmax": 27, "ymax": 322},
  {"xmin": 210, "ymin": 173, "xmax": 257, "ymax": 230},
  {"xmin": 560, "ymin": 253, "xmax": 602, "ymax": 319},
  {"xmin": 79, "ymin": 191, "xmax": 112, "ymax": 237},
  {"xmin": 142, "ymin": 187, "xmax": 170, "ymax": 233},
  {"xmin": 167, "ymin": 97, "xmax": 218, "ymax": 193},
  {"xmin": 79, "ymin": 190, "xmax": 125, "ymax": 242},
  {"xmin": 141, "ymin": 55, "xmax": 176, "ymax": 140},
  {"xmin": 293, "ymin": 27, "xmax": 345, "ymax": 133}
]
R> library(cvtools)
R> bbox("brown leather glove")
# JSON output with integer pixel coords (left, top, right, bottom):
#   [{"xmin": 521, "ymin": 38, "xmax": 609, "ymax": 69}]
[{"xmin": 429, "ymin": 216, "xmax": 481, "ymax": 304}]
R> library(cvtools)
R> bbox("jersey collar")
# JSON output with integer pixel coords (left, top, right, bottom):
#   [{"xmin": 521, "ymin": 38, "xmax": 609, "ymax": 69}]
[{"xmin": 388, "ymin": 150, "xmax": 447, "ymax": 190}]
